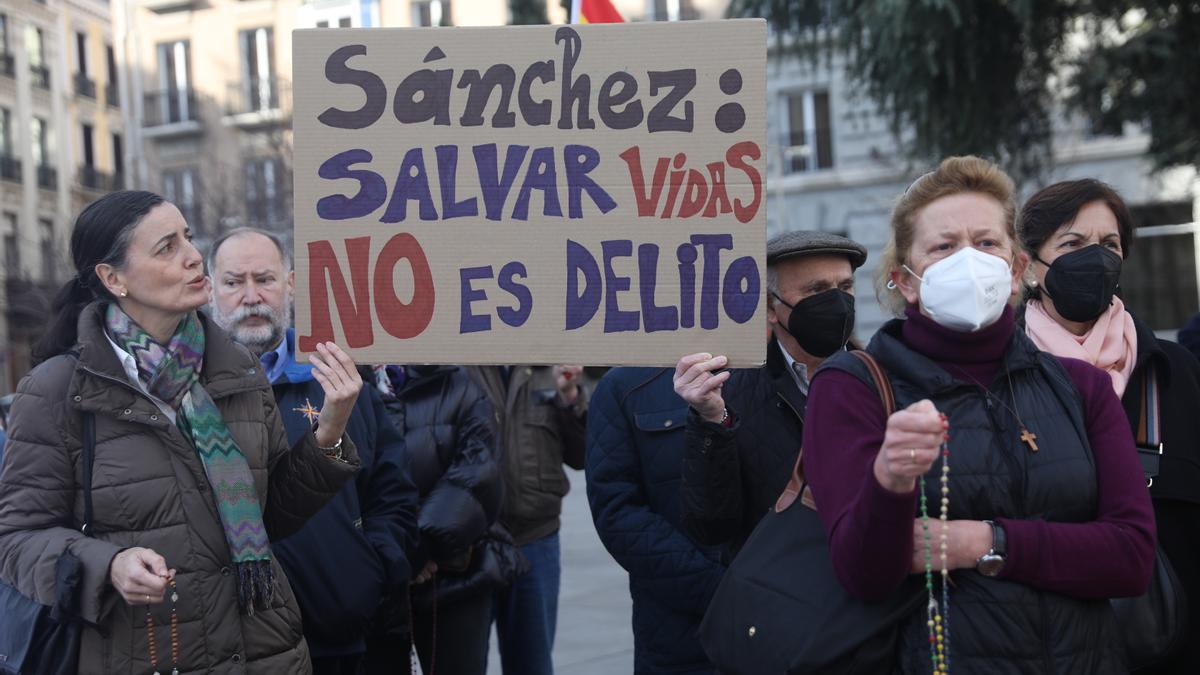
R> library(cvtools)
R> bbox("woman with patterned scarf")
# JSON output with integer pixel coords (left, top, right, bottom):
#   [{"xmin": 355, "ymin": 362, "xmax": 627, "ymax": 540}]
[{"xmin": 0, "ymin": 191, "xmax": 365, "ymax": 674}]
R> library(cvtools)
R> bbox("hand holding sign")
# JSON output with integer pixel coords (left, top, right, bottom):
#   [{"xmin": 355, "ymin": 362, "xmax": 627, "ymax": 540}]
[
  {"xmin": 554, "ymin": 365, "xmax": 583, "ymax": 405},
  {"xmin": 673, "ymin": 353, "xmax": 730, "ymax": 423},
  {"xmin": 307, "ymin": 342, "xmax": 364, "ymax": 449}
]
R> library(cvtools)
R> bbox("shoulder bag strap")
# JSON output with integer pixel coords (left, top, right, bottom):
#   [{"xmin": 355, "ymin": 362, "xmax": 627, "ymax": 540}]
[
  {"xmin": 776, "ymin": 351, "xmax": 895, "ymax": 513},
  {"xmin": 1136, "ymin": 365, "xmax": 1162, "ymax": 487}
]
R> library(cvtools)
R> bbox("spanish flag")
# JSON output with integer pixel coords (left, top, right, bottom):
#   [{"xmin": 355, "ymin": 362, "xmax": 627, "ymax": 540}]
[{"xmin": 570, "ymin": 0, "xmax": 624, "ymax": 23}]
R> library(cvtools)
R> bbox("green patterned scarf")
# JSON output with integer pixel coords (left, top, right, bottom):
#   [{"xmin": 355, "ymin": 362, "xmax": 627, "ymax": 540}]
[{"xmin": 106, "ymin": 304, "xmax": 273, "ymax": 613}]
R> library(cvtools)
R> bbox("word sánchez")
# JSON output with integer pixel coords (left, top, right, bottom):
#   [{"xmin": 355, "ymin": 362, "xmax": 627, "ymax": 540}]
[{"xmin": 318, "ymin": 27, "xmax": 698, "ymax": 133}]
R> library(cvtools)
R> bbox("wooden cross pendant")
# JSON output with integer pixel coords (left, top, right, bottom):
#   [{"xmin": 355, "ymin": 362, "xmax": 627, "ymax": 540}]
[{"xmin": 1020, "ymin": 428, "xmax": 1039, "ymax": 452}]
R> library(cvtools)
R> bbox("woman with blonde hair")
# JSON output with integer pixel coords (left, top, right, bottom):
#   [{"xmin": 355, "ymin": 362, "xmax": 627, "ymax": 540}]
[{"xmin": 801, "ymin": 157, "xmax": 1155, "ymax": 673}]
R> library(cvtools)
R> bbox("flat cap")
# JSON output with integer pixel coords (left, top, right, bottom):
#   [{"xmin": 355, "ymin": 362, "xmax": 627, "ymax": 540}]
[{"xmin": 766, "ymin": 230, "xmax": 868, "ymax": 269}]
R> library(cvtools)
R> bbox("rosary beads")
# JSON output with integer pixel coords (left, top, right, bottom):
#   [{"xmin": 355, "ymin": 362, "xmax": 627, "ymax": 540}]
[
  {"xmin": 921, "ymin": 417, "xmax": 951, "ymax": 675},
  {"xmin": 146, "ymin": 578, "xmax": 179, "ymax": 675}
]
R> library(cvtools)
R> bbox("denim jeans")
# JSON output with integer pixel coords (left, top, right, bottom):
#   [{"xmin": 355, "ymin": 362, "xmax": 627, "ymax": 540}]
[{"xmin": 494, "ymin": 531, "xmax": 561, "ymax": 675}]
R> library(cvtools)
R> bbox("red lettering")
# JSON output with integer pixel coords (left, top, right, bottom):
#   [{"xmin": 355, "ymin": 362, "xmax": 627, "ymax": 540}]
[
  {"xmin": 299, "ymin": 237, "xmax": 375, "ymax": 351},
  {"xmin": 374, "ymin": 233, "xmax": 436, "ymax": 339},
  {"xmin": 702, "ymin": 161, "xmax": 732, "ymax": 218},
  {"xmin": 677, "ymin": 168, "xmax": 709, "ymax": 219},
  {"xmin": 726, "ymin": 141, "xmax": 762, "ymax": 224},
  {"xmin": 619, "ymin": 146, "xmax": 668, "ymax": 217}
]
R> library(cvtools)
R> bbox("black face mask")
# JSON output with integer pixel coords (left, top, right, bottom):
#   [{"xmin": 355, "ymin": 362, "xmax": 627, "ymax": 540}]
[
  {"xmin": 773, "ymin": 288, "xmax": 856, "ymax": 358},
  {"xmin": 1039, "ymin": 244, "xmax": 1123, "ymax": 323}
]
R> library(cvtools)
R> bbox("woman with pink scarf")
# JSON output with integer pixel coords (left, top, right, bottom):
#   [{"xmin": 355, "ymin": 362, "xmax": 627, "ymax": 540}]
[{"xmin": 1019, "ymin": 179, "xmax": 1200, "ymax": 674}]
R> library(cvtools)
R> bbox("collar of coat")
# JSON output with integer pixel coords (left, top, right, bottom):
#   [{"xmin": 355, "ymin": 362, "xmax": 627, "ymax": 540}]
[{"xmin": 68, "ymin": 301, "xmax": 269, "ymax": 416}]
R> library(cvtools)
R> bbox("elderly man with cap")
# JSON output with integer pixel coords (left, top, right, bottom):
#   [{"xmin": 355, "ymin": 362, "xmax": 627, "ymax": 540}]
[{"xmin": 674, "ymin": 230, "xmax": 867, "ymax": 552}]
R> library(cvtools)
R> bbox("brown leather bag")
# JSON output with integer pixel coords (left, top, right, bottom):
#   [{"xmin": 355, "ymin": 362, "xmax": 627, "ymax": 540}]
[{"xmin": 774, "ymin": 350, "xmax": 896, "ymax": 514}]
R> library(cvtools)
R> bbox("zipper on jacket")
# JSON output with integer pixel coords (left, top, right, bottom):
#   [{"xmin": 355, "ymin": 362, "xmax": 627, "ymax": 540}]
[{"xmin": 775, "ymin": 391, "xmax": 804, "ymax": 425}]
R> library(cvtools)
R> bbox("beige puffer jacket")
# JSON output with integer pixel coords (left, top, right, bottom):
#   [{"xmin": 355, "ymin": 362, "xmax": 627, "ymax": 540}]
[{"xmin": 0, "ymin": 303, "xmax": 359, "ymax": 674}]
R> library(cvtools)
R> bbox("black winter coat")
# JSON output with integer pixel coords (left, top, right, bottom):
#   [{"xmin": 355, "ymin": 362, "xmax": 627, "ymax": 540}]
[
  {"xmin": 270, "ymin": 337, "xmax": 420, "ymax": 659},
  {"xmin": 375, "ymin": 366, "xmax": 506, "ymax": 607},
  {"xmin": 825, "ymin": 323, "xmax": 1132, "ymax": 674},
  {"xmin": 587, "ymin": 368, "xmax": 725, "ymax": 675},
  {"xmin": 1124, "ymin": 315, "xmax": 1200, "ymax": 674},
  {"xmin": 679, "ymin": 339, "xmax": 808, "ymax": 551}
]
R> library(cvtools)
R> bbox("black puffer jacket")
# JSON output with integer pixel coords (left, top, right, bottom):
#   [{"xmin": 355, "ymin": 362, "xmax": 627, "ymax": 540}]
[
  {"xmin": 679, "ymin": 339, "xmax": 808, "ymax": 552},
  {"xmin": 376, "ymin": 365, "xmax": 502, "ymax": 573},
  {"xmin": 824, "ymin": 322, "xmax": 1131, "ymax": 674},
  {"xmin": 1123, "ymin": 315, "xmax": 1200, "ymax": 674}
]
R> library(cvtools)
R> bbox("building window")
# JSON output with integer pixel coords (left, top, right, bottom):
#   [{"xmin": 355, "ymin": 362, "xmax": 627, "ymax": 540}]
[
  {"xmin": 39, "ymin": 218, "xmax": 55, "ymax": 282},
  {"xmin": 0, "ymin": 14, "xmax": 12, "ymax": 78},
  {"xmin": 31, "ymin": 117, "xmax": 50, "ymax": 167},
  {"xmin": 0, "ymin": 106, "xmax": 11, "ymax": 157},
  {"xmin": 649, "ymin": 0, "xmax": 697, "ymax": 21},
  {"xmin": 244, "ymin": 157, "xmax": 284, "ymax": 227},
  {"xmin": 112, "ymin": 132, "xmax": 124, "ymax": 188},
  {"xmin": 412, "ymin": 0, "xmax": 449, "ymax": 26},
  {"xmin": 155, "ymin": 40, "xmax": 192, "ymax": 124},
  {"xmin": 74, "ymin": 30, "xmax": 95, "ymax": 98},
  {"xmin": 162, "ymin": 166, "xmax": 199, "ymax": 231},
  {"xmin": 784, "ymin": 89, "xmax": 834, "ymax": 174},
  {"xmin": 105, "ymin": 44, "xmax": 119, "ymax": 107},
  {"xmin": 27, "ymin": 25, "xmax": 48, "ymax": 89},
  {"xmin": 237, "ymin": 28, "xmax": 276, "ymax": 113},
  {"xmin": 1123, "ymin": 224, "xmax": 1200, "ymax": 332},
  {"xmin": 3, "ymin": 211, "xmax": 18, "ymax": 277},
  {"xmin": 81, "ymin": 122, "xmax": 94, "ymax": 166},
  {"xmin": 339, "ymin": 16, "xmax": 353, "ymax": 27},
  {"xmin": 0, "ymin": 108, "xmax": 17, "ymax": 182}
]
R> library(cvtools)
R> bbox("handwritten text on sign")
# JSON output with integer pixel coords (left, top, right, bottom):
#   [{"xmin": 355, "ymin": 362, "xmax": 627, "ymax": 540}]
[{"xmin": 292, "ymin": 21, "xmax": 767, "ymax": 365}]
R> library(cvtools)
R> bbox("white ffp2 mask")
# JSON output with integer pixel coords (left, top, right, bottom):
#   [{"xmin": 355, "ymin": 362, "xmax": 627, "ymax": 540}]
[{"xmin": 906, "ymin": 247, "xmax": 1012, "ymax": 332}]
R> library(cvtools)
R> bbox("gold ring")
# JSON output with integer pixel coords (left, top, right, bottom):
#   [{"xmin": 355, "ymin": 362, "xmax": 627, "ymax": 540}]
[
  {"xmin": 910, "ymin": 449, "xmax": 916, "ymax": 461},
  {"xmin": 145, "ymin": 594, "xmax": 151, "ymax": 603}
]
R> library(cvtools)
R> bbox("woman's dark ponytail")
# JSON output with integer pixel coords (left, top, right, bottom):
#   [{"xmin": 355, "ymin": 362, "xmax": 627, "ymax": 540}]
[{"xmin": 32, "ymin": 190, "xmax": 165, "ymax": 363}]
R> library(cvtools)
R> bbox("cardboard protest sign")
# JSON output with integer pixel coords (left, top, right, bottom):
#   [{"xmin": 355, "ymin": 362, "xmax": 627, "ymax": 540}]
[{"xmin": 292, "ymin": 20, "xmax": 767, "ymax": 366}]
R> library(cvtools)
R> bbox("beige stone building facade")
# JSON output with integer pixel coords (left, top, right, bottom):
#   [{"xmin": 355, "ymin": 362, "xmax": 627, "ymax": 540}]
[{"xmin": 1, "ymin": 0, "xmax": 127, "ymax": 391}]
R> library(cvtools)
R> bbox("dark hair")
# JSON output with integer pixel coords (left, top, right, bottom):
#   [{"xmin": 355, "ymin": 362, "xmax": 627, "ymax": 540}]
[
  {"xmin": 33, "ymin": 190, "xmax": 166, "ymax": 363},
  {"xmin": 206, "ymin": 227, "xmax": 292, "ymax": 273},
  {"xmin": 1018, "ymin": 179, "xmax": 1137, "ymax": 260}
]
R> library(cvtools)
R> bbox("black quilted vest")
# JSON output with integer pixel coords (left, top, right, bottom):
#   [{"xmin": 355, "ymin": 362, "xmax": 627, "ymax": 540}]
[{"xmin": 822, "ymin": 319, "xmax": 1126, "ymax": 674}]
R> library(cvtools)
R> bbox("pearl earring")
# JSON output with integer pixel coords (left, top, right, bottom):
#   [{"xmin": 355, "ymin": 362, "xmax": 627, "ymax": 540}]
[{"xmin": 120, "ymin": 290, "xmax": 128, "ymax": 297}]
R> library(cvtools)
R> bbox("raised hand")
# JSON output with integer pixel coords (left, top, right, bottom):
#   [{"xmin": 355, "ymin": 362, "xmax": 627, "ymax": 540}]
[
  {"xmin": 673, "ymin": 353, "xmax": 731, "ymax": 423},
  {"xmin": 553, "ymin": 365, "xmax": 583, "ymax": 405},
  {"xmin": 307, "ymin": 342, "xmax": 363, "ymax": 449},
  {"xmin": 875, "ymin": 399, "xmax": 946, "ymax": 494}
]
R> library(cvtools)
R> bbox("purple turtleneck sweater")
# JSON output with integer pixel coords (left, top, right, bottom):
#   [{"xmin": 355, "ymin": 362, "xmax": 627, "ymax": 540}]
[{"xmin": 802, "ymin": 305, "xmax": 1155, "ymax": 602}]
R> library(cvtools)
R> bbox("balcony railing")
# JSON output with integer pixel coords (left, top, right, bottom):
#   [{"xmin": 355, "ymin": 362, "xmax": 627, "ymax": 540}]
[
  {"xmin": 0, "ymin": 156, "xmax": 20, "ymax": 183},
  {"xmin": 106, "ymin": 83, "xmax": 119, "ymax": 108},
  {"xmin": 77, "ymin": 165, "xmax": 114, "ymax": 191},
  {"xmin": 225, "ymin": 78, "xmax": 290, "ymax": 119},
  {"xmin": 143, "ymin": 89, "xmax": 199, "ymax": 127},
  {"xmin": 75, "ymin": 72, "xmax": 96, "ymax": 99},
  {"xmin": 37, "ymin": 165, "xmax": 57, "ymax": 190},
  {"xmin": 1, "ymin": 54, "xmax": 14, "ymax": 79},
  {"xmin": 31, "ymin": 65, "xmax": 50, "ymax": 90}
]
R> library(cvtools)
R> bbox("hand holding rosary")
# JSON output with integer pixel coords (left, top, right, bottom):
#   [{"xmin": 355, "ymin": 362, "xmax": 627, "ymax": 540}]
[{"xmin": 146, "ymin": 577, "xmax": 179, "ymax": 675}]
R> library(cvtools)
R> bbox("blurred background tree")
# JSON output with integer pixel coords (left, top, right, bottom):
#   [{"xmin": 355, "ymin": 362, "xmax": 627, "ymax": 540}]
[{"xmin": 728, "ymin": 0, "xmax": 1199, "ymax": 182}]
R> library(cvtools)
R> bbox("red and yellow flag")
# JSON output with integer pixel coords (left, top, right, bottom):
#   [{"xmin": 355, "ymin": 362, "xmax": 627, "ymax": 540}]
[{"xmin": 570, "ymin": 0, "xmax": 624, "ymax": 24}]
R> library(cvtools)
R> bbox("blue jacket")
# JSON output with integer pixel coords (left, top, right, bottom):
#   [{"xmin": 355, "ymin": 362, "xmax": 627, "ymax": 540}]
[
  {"xmin": 586, "ymin": 368, "xmax": 725, "ymax": 675},
  {"xmin": 269, "ymin": 331, "xmax": 419, "ymax": 658}
]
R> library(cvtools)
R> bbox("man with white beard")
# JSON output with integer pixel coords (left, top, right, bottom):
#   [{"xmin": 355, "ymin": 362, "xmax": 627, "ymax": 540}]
[{"xmin": 207, "ymin": 228, "xmax": 420, "ymax": 675}]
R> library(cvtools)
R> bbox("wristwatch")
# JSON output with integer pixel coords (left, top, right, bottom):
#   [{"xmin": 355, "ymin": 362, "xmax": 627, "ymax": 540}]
[{"xmin": 975, "ymin": 520, "xmax": 1007, "ymax": 577}]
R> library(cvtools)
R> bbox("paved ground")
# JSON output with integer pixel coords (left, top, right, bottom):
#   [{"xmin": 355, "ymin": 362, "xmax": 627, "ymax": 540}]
[{"xmin": 486, "ymin": 468, "xmax": 635, "ymax": 675}]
